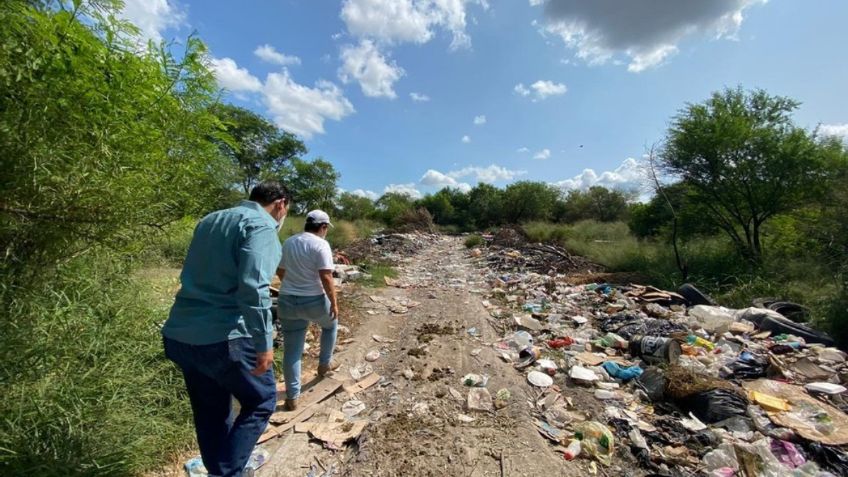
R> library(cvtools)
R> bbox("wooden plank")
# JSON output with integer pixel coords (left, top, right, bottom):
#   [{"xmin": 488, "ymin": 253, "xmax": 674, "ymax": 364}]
[
  {"xmin": 258, "ymin": 406, "xmax": 318, "ymax": 444},
  {"xmin": 342, "ymin": 373, "xmax": 382, "ymax": 395},
  {"xmin": 270, "ymin": 377, "xmax": 342, "ymax": 423}
]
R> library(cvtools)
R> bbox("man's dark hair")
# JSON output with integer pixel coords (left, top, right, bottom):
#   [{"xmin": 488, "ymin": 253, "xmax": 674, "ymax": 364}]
[
  {"xmin": 249, "ymin": 181, "xmax": 291, "ymax": 206},
  {"xmin": 304, "ymin": 219, "xmax": 328, "ymax": 233}
]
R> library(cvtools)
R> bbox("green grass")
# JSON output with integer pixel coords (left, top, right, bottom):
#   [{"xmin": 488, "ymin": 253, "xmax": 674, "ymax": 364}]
[
  {"xmin": 0, "ymin": 252, "xmax": 193, "ymax": 476},
  {"xmin": 464, "ymin": 234, "xmax": 484, "ymax": 249},
  {"xmin": 358, "ymin": 262, "xmax": 398, "ymax": 288},
  {"xmin": 279, "ymin": 216, "xmax": 382, "ymax": 250}
]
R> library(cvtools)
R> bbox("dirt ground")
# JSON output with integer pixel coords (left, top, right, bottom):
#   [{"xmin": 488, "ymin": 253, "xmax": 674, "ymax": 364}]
[{"xmin": 257, "ymin": 235, "xmax": 627, "ymax": 477}]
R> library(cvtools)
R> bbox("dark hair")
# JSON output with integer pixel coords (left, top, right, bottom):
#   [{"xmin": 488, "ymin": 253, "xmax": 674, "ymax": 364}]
[
  {"xmin": 304, "ymin": 220, "xmax": 328, "ymax": 233},
  {"xmin": 249, "ymin": 181, "xmax": 291, "ymax": 206}
]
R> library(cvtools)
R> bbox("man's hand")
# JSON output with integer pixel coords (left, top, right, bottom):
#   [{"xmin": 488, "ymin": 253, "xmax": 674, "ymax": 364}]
[
  {"xmin": 330, "ymin": 301, "xmax": 339, "ymax": 320},
  {"xmin": 251, "ymin": 350, "xmax": 274, "ymax": 376}
]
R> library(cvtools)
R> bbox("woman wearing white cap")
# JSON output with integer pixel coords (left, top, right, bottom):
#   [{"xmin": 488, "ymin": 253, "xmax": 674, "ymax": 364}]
[{"xmin": 276, "ymin": 209, "xmax": 339, "ymax": 410}]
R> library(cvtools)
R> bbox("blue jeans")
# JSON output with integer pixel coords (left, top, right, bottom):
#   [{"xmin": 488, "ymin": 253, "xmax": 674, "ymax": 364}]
[
  {"xmin": 163, "ymin": 337, "xmax": 276, "ymax": 477},
  {"xmin": 278, "ymin": 294, "xmax": 337, "ymax": 399}
]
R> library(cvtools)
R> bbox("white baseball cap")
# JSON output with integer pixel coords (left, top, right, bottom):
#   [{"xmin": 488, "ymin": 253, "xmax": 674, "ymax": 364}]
[{"xmin": 306, "ymin": 209, "xmax": 333, "ymax": 227}]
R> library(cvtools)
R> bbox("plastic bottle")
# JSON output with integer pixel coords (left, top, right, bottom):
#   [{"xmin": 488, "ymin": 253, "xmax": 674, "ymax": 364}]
[
  {"xmin": 687, "ymin": 334, "xmax": 716, "ymax": 351},
  {"xmin": 563, "ymin": 439, "xmax": 581, "ymax": 461}
]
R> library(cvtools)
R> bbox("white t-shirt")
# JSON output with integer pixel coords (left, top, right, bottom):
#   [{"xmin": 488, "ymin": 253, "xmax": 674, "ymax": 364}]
[{"xmin": 279, "ymin": 232, "xmax": 334, "ymax": 296}]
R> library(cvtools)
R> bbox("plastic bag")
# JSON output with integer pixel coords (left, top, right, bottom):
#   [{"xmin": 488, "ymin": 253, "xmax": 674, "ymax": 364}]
[
  {"xmin": 635, "ymin": 367, "xmax": 666, "ymax": 402},
  {"xmin": 573, "ymin": 421, "xmax": 615, "ymax": 466},
  {"xmin": 602, "ymin": 361, "xmax": 643, "ymax": 381},
  {"xmin": 802, "ymin": 442, "xmax": 848, "ymax": 476},
  {"xmin": 721, "ymin": 350, "xmax": 768, "ymax": 379},
  {"xmin": 678, "ymin": 389, "xmax": 748, "ymax": 424}
]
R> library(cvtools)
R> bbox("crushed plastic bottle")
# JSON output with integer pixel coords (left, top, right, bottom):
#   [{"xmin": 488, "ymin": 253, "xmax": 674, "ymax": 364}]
[
  {"xmin": 687, "ymin": 334, "xmax": 716, "ymax": 351},
  {"xmin": 563, "ymin": 439, "xmax": 582, "ymax": 460}
]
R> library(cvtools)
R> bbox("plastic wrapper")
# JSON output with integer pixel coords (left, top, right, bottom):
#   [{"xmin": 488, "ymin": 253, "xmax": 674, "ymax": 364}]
[{"xmin": 573, "ymin": 421, "xmax": 615, "ymax": 466}]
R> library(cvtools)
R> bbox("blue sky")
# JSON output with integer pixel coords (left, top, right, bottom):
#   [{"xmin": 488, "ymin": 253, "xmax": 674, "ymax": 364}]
[{"xmin": 122, "ymin": 0, "xmax": 848, "ymax": 200}]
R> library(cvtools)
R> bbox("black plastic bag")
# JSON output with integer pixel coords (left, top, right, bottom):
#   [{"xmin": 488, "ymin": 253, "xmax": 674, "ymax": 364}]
[
  {"xmin": 636, "ymin": 367, "xmax": 667, "ymax": 402},
  {"xmin": 677, "ymin": 389, "xmax": 748, "ymax": 424},
  {"xmin": 803, "ymin": 442, "xmax": 848, "ymax": 476}
]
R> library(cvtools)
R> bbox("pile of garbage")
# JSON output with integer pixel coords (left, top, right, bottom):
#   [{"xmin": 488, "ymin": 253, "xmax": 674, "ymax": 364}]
[
  {"xmin": 477, "ymin": 228, "xmax": 602, "ymax": 276},
  {"xmin": 473, "ymin": 251, "xmax": 848, "ymax": 476},
  {"xmin": 342, "ymin": 233, "xmax": 441, "ymax": 265}
]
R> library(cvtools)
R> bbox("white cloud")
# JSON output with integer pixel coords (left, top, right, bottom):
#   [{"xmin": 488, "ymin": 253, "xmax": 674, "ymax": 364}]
[
  {"xmin": 514, "ymin": 80, "xmax": 567, "ymax": 101},
  {"xmin": 210, "ymin": 57, "xmax": 262, "ymax": 93},
  {"xmin": 339, "ymin": 40, "xmax": 405, "ymax": 98},
  {"xmin": 461, "ymin": 135, "xmax": 471, "ymax": 143},
  {"xmin": 554, "ymin": 157, "xmax": 646, "ymax": 192},
  {"xmin": 449, "ymin": 164, "xmax": 527, "ymax": 183},
  {"xmin": 340, "ymin": 0, "xmax": 487, "ymax": 50},
  {"xmin": 209, "ymin": 57, "xmax": 355, "ymax": 139},
  {"xmin": 473, "ymin": 115, "xmax": 487, "ymax": 125},
  {"xmin": 384, "ymin": 183, "xmax": 422, "ymax": 199},
  {"xmin": 535, "ymin": 0, "xmax": 765, "ymax": 72},
  {"xmin": 420, "ymin": 169, "xmax": 473, "ymax": 192},
  {"xmin": 819, "ymin": 123, "xmax": 848, "ymax": 141},
  {"xmin": 533, "ymin": 148, "xmax": 551, "ymax": 160},
  {"xmin": 254, "ymin": 44, "xmax": 301, "ymax": 66},
  {"xmin": 517, "ymin": 147, "xmax": 530, "ymax": 153},
  {"xmin": 351, "ymin": 189, "xmax": 379, "ymax": 200},
  {"xmin": 410, "ymin": 92, "xmax": 431, "ymax": 102},
  {"xmin": 263, "ymin": 71, "xmax": 355, "ymax": 139},
  {"xmin": 421, "ymin": 169, "xmax": 458, "ymax": 188},
  {"xmin": 119, "ymin": 0, "xmax": 184, "ymax": 44},
  {"xmin": 514, "ymin": 83, "xmax": 530, "ymax": 97}
]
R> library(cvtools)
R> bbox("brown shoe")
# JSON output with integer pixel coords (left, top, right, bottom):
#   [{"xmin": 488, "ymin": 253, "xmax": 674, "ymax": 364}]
[
  {"xmin": 284, "ymin": 398, "xmax": 298, "ymax": 411},
  {"xmin": 317, "ymin": 360, "xmax": 341, "ymax": 377}
]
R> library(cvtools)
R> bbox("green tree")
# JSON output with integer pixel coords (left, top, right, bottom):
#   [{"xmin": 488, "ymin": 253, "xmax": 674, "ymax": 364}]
[
  {"xmin": 661, "ymin": 87, "xmax": 830, "ymax": 262},
  {"xmin": 628, "ymin": 182, "xmax": 719, "ymax": 239},
  {"xmin": 467, "ymin": 183, "xmax": 503, "ymax": 229},
  {"xmin": 375, "ymin": 192, "xmax": 416, "ymax": 227},
  {"xmin": 211, "ymin": 103, "xmax": 306, "ymax": 195},
  {"xmin": 336, "ymin": 192, "xmax": 377, "ymax": 221},
  {"xmin": 500, "ymin": 181, "xmax": 561, "ymax": 223},
  {"xmin": 279, "ymin": 158, "xmax": 340, "ymax": 214},
  {"xmin": 559, "ymin": 186, "xmax": 632, "ymax": 223},
  {"xmin": 0, "ymin": 0, "xmax": 229, "ymax": 274}
]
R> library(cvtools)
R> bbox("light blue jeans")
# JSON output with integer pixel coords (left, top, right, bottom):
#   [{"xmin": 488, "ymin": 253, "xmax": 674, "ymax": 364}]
[{"xmin": 278, "ymin": 294, "xmax": 337, "ymax": 399}]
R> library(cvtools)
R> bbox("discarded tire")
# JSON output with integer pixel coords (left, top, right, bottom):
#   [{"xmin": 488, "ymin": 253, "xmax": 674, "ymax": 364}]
[
  {"xmin": 678, "ymin": 283, "xmax": 716, "ymax": 306},
  {"xmin": 755, "ymin": 314, "xmax": 835, "ymax": 347}
]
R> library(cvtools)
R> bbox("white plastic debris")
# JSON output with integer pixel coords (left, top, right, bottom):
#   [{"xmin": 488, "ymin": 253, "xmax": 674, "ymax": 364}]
[
  {"xmin": 527, "ymin": 370, "xmax": 554, "ymax": 387},
  {"xmin": 342, "ymin": 400, "xmax": 366, "ymax": 418},
  {"xmin": 569, "ymin": 366, "xmax": 599, "ymax": 382},
  {"xmin": 365, "ymin": 350, "xmax": 381, "ymax": 362},
  {"xmin": 805, "ymin": 382, "xmax": 847, "ymax": 394}
]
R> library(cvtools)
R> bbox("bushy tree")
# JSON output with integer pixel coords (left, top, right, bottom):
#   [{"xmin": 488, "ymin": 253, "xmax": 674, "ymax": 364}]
[
  {"xmin": 0, "ymin": 0, "xmax": 230, "ymax": 275},
  {"xmin": 559, "ymin": 186, "xmax": 632, "ymax": 223},
  {"xmin": 467, "ymin": 183, "xmax": 504, "ymax": 229},
  {"xmin": 211, "ymin": 104, "xmax": 306, "ymax": 195},
  {"xmin": 278, "ymin": 158, "xmax": 339, "ymax": 214},
  {"xmin": 501, "ymin": 181, "xmax": 561, "ymax": 223},
  {"xmin": 661, "ymin": 87, "xmax": 830, "ymax": 262},
  {"xmin": 335, "ymin": 192, "xmax": 377, "ymax": 221},
  {"xmin": 375, "ymin": 192, "xmax": 416, "ymax": 227}
]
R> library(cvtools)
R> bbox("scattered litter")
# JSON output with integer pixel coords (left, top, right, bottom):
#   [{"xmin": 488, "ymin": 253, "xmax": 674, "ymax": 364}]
[
  {"xmin": 528, "ymin": 370, "xmax": 554, "ymax": 387},
  {"xmin": 341, "ymin": 400, "xmax": 366, "ymax": 418},
  {"xmin": 467, "ymin": 388, "xmax": 493, "ymax": 412},
  {"xmin": 365, "ymin": 350, "xmax": 381, "ymax": 362},
  {"xmin": 349, "ymin": 363, "xmax": 373, "ymax": 381},
  {"xmin": 570, "ymin": 366, "xmax": 598, "ymax": 383},
  {"xmin": 462, "ymin": 373, "xmax": 489, "ymax": 387}
]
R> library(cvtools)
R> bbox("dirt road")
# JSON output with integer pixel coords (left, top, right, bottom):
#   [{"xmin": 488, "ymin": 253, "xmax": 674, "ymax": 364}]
[{"xmin": 260, "ymin": 235, "xmax": 584, "ymax": 476}]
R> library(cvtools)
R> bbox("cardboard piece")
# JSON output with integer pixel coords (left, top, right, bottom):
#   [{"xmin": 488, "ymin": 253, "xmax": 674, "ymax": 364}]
[
  {"xmin": 743, "ymin": 379, "xmax": 848, "ymax": 446},
  {"xmin": 342, "ymin": 373, "xmax": 382, "ymax": 395},
  {"xmin": 258, "ymin": 406, "xmax": 318, "ymax": 443},
  {"xmin": 270, "ymin": 378, "xmax": 341, "ymax": 423},
  {"xmin": 576, "ymin": 352, "xmax": 606, "ymax": 367},
  {"xmin": 301, "ymin": 421, "xmax": 368, "ymax": 448}
]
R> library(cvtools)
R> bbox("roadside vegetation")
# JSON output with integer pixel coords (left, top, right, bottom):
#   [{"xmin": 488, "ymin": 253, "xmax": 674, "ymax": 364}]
[{"xmin": 1, "ymin": 1, "xmax": 845, "ymax": 475}]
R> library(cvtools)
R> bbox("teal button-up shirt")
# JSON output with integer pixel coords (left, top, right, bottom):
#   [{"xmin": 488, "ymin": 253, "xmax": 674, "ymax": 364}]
[{"xmin": 162, "ymin": 201, "xmax": 282, "ymax": 352}]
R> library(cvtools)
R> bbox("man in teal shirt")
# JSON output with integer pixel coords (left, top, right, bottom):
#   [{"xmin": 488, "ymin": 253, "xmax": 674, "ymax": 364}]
[{"xmin": 162, "ymin": 181, "xmax": 289, "ymax": 477}]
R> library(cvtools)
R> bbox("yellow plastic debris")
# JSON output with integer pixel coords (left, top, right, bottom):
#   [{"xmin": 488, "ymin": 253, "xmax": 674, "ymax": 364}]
[{"xmin": 750, "ymin": 390, "xmax": 791, "ymax": 412}]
